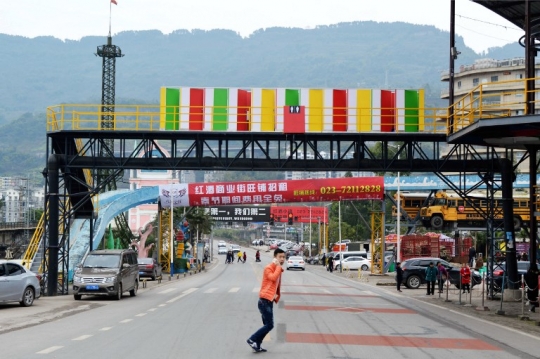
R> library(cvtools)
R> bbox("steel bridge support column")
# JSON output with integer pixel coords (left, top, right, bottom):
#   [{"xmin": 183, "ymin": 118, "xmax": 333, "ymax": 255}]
[
  {"xmin": 47, "ymin": 154, "xmax": 59, "ymax": 296},
  {"xmin": 525, "ymin": 0, "xmax": 535, "ymax": 115},
  {"xmin": 500, "ymin": 158, "xmax": 518, "ymax": 290},
  {"xmin": 527, "ymin": 146, "xmax": 538, "ymax": 268}
]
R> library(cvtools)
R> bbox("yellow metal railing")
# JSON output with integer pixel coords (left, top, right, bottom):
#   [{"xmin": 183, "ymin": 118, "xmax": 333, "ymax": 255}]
[
  {"xmin": 46, "ymin": 104, "xmax": 449, "ymax": 134},
  {"xmin": 21, "ymin": 211, "xmax": 46, "ymax": 269},
  {"xmin": 448, "ymin": 77, "xmax": 540, "ymax": 134}
]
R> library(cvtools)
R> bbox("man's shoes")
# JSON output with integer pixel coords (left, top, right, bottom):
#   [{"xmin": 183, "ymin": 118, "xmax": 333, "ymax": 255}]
[
  {"xmin": 397, "ymin": 290, "xmax": 402, "ymax": 292},
  {"xmin": 257, "ymin": 346, "xmax": 268, "ymax": 352},
  {"xmin": 247, "ymin": 339, "xmax": 258, "ymax": 350}
]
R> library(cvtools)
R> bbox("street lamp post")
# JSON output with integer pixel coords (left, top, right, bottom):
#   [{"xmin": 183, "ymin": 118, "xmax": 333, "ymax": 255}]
[{"xmin": 302, "ymin": 204, "xmax": 313, "ymax": 257}]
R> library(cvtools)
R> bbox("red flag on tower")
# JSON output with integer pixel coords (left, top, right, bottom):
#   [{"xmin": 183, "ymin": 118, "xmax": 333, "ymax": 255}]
[{"xmin": 111, "ymin": 0, "xmax": 117, "ymax": 5}]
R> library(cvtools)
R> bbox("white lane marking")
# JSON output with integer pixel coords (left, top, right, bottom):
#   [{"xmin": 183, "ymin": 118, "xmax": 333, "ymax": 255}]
[
  {"xmin": 229, "ymin": 287, "xmax": 240, "ymax": 293},
  {"xmin": 100, "ymin": 327, "xmax": 113, "ymax": 331},
  {"xmin": 252, "ymin": 287, "xmax": 259, "ymax": 293},
  {"xmin": 120, "ymin": 319, "xmax": 133, "ymax": 323},
  {"xmin": 159, "ymin": 304, "xmax": 166, "ymax": 307},
  {"xmin": 204, "ymin": 288, "xmax": 217, "ymax": 293},
  {"xmin": 148, "ymin": 308, "xmax": 157, "ymax": 312},
  {"xmin": 136, "ymin": 313, "xmax": 147, "ymax": 317},
  {"xmin": 322, "ymin": 289, "xmax": 332, "ymax": 293},
  {"xmin": 167, "ymin": 288, "xmax": 199, "ymax": 303},
  {"xmin": 72, "ymin": 335, "xmax": 93, "ymax": 341},
  {"xmin": 37, "ymin": 346, "xmax": 63, "ymax": 354},
  {"xmin": 159, "ymin": 288, "xmax": 176, "ymax": 294}
]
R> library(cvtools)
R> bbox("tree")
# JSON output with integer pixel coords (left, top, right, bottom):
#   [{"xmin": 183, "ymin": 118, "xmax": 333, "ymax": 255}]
[{"xmin": 184, "ymin": 207, "xmax": 214, "ymax": 243}]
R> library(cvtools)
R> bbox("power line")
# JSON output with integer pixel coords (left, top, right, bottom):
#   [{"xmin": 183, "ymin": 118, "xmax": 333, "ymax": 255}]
[
  {"xmin": 456, "ymin": 13, "xmax": 522, "ymax": 32},
  {"xmin": 456, "ymin": 24, "xmax": 518, "ymax": 43}
]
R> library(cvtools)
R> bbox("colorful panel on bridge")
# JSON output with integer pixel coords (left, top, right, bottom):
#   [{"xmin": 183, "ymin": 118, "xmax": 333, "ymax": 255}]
[{"xmin": 160, "ymin": 87, "xmax": 424, "ymax": 133}]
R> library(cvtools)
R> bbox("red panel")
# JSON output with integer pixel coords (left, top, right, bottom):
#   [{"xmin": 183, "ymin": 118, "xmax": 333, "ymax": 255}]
[
  {"xmin": 381, "ymin": 90, "xmax": 395, "ymax": 133},
  {"xmin": 189, "ymin": 88, "xmax": 204, "ymax": 131},
  {"xmin": 283, "ymin": 106, "xmax": 306, "ymax": 134},
  {"xmin": 237, "ymin": 89, "xmax": 250, "ymax": 131},
  {"xmin": 332, "ymin": 89, "xmax": 347, "ymax": 132}
]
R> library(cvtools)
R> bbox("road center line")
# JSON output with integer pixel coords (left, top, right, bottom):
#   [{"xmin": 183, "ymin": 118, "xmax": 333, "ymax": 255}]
[
  {"xmin": 159, "ymin": 304, "xmax": 167, "ymax": 307},
  {"xmin": 120, "ymin": 319, "xmax": 133, "ymax": 323},
  {"xmin": 100, "ymin": 327, "xmax": 113, "ymax": 331},
  {"xmin": 72, "ymin": 335, "xmax": 93, "ymax": 341},
  {"xmin": 148, "ymin": 308, "xmax": 157, "ymax": 312},
  {"xmin": 204, "ymin": 288, "xmax": 217, "ymax": 293},
  {"xmin": 136, "ymin": 313, "xmax": 147, "ymax": 317},
  {"xmin": 36, "ymin": 346, "xmax": 63, "ymax": 354}
]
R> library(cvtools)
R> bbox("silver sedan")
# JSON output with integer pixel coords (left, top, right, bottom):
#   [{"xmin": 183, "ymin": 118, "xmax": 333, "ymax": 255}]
[
  {"xmin": 0, "ymin": 260, "xmax": 41, "ymax": 307},
  {"xmin": 286, "ymin": 256, "xmax": 306, "ymax": 271}
]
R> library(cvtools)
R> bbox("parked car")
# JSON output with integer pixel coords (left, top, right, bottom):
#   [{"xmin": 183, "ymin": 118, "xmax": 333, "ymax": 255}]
[
  {"xmin": 334, "ymin": 256, "xmax": 371, "ymax": 271},
  {"xmin": 400, "ymin": 257, "xmax": 482, "ymax": 289},
  {"xmin": 137, "ymin": 257, "xmax": 162, "ymax": 281},
  {"xmin": 0, "ymin": 260, "xmax": 41, "ymax": 307},
  {"xmin": 286, "ymin": 256, "xmax": 306, "ymax": 271},
  {"xmin": 488, "ymin": 261, "xmax": 530, "ymax": 293},
  {"xmin": 72, "ymin": 249, "xmax": 139, "ymax": 301}
]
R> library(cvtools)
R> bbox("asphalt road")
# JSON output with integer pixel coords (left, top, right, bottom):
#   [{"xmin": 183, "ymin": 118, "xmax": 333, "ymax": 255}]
[{"xmin": 1, "ymin": 245, "xmax": 539, "ymax": 359}]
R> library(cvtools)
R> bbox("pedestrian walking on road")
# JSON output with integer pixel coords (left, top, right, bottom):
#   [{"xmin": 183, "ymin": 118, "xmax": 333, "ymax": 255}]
[
  {"xmin": 321, "ymin": 253, "xmax": 326, "ymax": 267},
  {"xmin": 237, "ymin": 251, "xmax": 243, "ymax": 263},
  {"xmin": 247, "ymin": 248, "xmax": 286, "ymax": 353},
  {"xmin": 395, "ymin": 262, "xmax": 403, "ymax": 292},
  {"xmin": 437, "ymin": 261, "xmax": 448, "ymax": 293},
  {"xmin": 460, "ymin": 263, "xmax": 471, "ymax": 293},
  {"xmin": 425, "ymin": 262, "xmax": 438, "ymax": 295},
  {"xmin": 327, "ymin": 256, "xmax": 334, "ymax": 273},
  {"xmin": 243, "ymin": 251, "xmax": 247, "ymax": 263},
  {"xmin": 255, "ymin": 250, "xmax": 261, "ymax": 262}
]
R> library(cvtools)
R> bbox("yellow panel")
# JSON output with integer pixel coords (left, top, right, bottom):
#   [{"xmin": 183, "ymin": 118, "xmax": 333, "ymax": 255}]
[
  {"xmin": 357, "ymin": 89, "xmax": 372, "ymax": 132},
  {"xmin": 418, "ymin": 89, "xmax": 425, "ymax": 131},
  {"xmin": 261, "ymin": 89, "xmax": 276, "ymax": 132},
  {"xmin": 160, "ymin": 87, "xmax": 166, "ymax": 130},
  {"xmin": 309, "ymin": 89, "xmax": 324, "ymax": 132}
]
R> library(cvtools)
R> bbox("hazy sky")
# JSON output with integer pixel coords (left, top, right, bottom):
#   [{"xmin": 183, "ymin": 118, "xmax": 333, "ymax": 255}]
[{"xmin": 0, "ymin": 0, "xmax": 523, "ymax": 53}]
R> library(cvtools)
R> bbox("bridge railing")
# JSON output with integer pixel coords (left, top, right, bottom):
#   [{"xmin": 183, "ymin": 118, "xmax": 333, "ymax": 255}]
[
  {"xmin": 449, "ymin": 77, "xmax": 540, "ymax": 134},
  {"xmin": 0, "ymin": 221, "xmax": 39, "ymax": 230},
  {"xmin": 47, "ymin": 104, "xmax": 449, "ymax": 134}
]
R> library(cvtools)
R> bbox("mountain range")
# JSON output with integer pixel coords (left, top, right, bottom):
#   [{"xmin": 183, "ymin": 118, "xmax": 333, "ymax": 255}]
[{"xmin": 0, "ymin": 21, "xmax": 526, "ymax": 177}]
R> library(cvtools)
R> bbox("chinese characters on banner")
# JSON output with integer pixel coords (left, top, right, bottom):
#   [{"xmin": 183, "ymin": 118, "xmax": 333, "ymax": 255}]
[{"xmin": 159, "ymin": 177, "xmax": 383, "ymax": 207}]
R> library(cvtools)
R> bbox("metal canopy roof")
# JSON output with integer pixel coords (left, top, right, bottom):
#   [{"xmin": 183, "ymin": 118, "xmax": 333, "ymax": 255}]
[{"xmin": 473, "ymin": 0, "xmax": 540, "ymax": 29}]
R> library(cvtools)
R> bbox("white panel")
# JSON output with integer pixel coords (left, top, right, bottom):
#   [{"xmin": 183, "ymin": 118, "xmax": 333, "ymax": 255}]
[
  {"xmin": 228, "ymin": 88, "xmax": 238, "ymax": 132},
  {"xmin": 323, "ymin": 89, "xmax": 333, "ymax": 132},
  {"xmin": 301, "ymin": 88, "xmax": 310, "ymax": 132},
  {"xmin": 371, "ymin": 89, "xmax": 381, "ymax": 132},
  {"xmin": 204, "ymin": 88, "xmax": 214, "ymax": 131},
  {"xmin": 179, "ymin": 87, "xmax": 190, "ymax": 130},
  {"xmin": 396, "ymin": 89, "xmax": 405, "ymax": 132},
  {"xmin": 251, "ymin": 88, "xmax": 262, "ymax": 132},
  {"xmin": 276, "ymin": 88, "xmax": 285, "ymax": 132},
  {"xmin": 347, "ymin": 89, "xmax": 357, "ymax": 133}
]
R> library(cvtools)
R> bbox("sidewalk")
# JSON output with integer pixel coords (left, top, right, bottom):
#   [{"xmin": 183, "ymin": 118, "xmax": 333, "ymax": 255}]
[
  {"xmin": 309, "ymin": 263, "xmax": 540, "ymax": 336},
  {"xmin": 0, "ymin": 258, "xmax": 219, "ymax": 335}
]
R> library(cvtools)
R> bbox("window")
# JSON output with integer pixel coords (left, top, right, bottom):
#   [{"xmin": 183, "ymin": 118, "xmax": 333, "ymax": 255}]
[
  {"xmin": 457, "ymin": 81, "xmax": 461, "ymax": 89},
  {"xmin": 491, "ymin": 75, "xmax": 498, "ymax": 82},
  {"xmin": 472, "ymin": 78, "xmax": 479, "ymax": 86},
  {"xmin": 516, "ymin": 73, "xmax": 523, "ymax": 79},
  {"xmin": 7, "ymin": 263, "xmax": 24, "ymax": 276}
]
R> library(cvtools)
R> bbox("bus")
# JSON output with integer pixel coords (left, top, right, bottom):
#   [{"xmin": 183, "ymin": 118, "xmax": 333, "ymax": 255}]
[
  {"xmin": 420, "ymin": 190, "xmax": 530, "ymax": 230},
  {"xmin": 392, "ymin": 191, "xmax": 435, "ymax": 221}
]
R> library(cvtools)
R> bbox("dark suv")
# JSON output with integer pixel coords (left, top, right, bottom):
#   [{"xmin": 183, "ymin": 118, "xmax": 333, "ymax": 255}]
[{"xmin": 400, "ymin": 257, "xmax": 481, "ymax": 289}]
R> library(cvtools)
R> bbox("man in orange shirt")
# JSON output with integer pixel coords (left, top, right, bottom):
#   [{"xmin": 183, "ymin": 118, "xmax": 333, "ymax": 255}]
[{"xmin": 247, "ymin": 248, "xmax": 286, "ymax": 353}]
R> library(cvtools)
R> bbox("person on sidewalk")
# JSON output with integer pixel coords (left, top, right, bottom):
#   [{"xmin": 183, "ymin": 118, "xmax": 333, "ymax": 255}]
[
  {"xmin": 437, "ymin": 261, "xmax": 448, "ymax": 293},
  {"xmin": 460, "ymin": 263, "xmax": 471, "ymax": 293},
  {"xmin": 327, "ymin": 255, "xmax": 334, "ymax": 273},
  {"xmin": 247, "ymin": 248, "xmax": 286, "ymax": 353},
  {"xmin": 425, "ymin": 262, "xmax": 438, "ymax": 295},
  {"xmin": 468, "ymin": 246, "xmax": 476, "ymax": 267},
  {"xmin": 395, "ymin": 262, "xmax": 403, "ymax": 292}
]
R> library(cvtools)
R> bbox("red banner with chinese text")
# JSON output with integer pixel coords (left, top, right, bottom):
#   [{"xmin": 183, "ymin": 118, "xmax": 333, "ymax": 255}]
[{"xmin": 159, "ymin": 177, "xmax": 383, "ymax": 208}]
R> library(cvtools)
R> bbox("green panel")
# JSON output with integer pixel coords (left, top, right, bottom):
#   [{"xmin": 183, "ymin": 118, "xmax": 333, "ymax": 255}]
[
  {"xmin": 404, "ymin": 90, "xmax": 419, "ymax": 133},
  {"xmin": 285, "ymin": 89, "xmax": 300, "ymax": 106},
  {"xmin": 213, "ymin": 88, "xmax": 228, "ymax": 131},
  {"xmin": 166, "ymin": 88, "xmax": 180, "ymax": 130}
]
